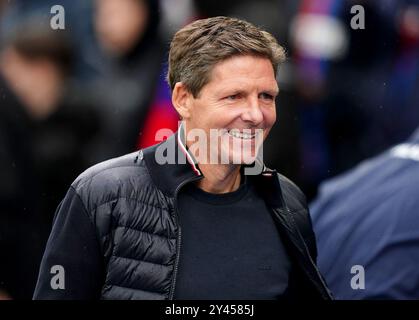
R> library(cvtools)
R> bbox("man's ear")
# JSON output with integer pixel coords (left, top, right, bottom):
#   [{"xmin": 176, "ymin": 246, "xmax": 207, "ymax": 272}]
[{"xmin": 172, "ymin": 82, "xmax": 193, "ymax": 120}]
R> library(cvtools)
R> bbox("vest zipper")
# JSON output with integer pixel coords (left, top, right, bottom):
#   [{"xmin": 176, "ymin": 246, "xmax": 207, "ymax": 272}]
[{"xmin": 169, "ymin": 175, "xmax": 202, "ymax": 300}]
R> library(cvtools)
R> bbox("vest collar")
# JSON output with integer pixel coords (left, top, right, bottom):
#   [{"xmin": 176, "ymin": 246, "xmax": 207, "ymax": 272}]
[{"xmin": 142, "ymin": 124, "xmax": 203, "ymax": 197}]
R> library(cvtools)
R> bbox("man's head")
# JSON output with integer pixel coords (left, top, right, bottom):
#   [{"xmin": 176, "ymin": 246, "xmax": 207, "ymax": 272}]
[
  {"xmin": 94, "ymin": 0, "xmax": 150, "ymax": 56},
  {"xmin": 168, "ymin": 16, "xmax": 286, "ymax": 165},
  {"xmin": 0, "ymin": 22, "xmax": 74, "ymax": 119},
  {"xmin": 167, "ymin": 16, "xmax": 285, "ymax": 98}
]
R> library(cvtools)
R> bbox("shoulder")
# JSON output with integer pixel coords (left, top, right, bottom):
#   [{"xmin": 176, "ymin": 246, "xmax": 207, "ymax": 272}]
[{"xmin": 70, "ymin": 151, "xmax": 153, "ymax": 211}]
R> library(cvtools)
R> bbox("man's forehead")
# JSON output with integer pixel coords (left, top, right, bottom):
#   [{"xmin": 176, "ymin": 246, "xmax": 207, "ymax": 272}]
[
  {"xmin": 213, "ymin": 78, "xmax": 279, "ymax": 92},
  {"xmin": 210, "ymin": 71, "xmax": 279, "ymax": 93},
  {"xmin": 208, "ymin": 56, "xmax": 277, "ymax": 84}
]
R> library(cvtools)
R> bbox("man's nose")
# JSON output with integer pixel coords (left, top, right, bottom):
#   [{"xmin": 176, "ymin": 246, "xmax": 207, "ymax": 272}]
[{"xmin": 241, "ymin": 97, "xmax": 264, "ymax": 125}]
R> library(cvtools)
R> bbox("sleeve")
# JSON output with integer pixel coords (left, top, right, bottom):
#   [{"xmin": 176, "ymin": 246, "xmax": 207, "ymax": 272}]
[{"xmin": 33, "ymin": 186, "xmax": 104, "ymax": 300}]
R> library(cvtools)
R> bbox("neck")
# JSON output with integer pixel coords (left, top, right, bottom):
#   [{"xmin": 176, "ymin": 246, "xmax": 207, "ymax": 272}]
[
  {"xmin": 181, "ymin": 122, "xmax": 242, "ymax": 193},
  {"xmin": 196, "ymin": 163, "xmax": 241, "ymax": 194}
]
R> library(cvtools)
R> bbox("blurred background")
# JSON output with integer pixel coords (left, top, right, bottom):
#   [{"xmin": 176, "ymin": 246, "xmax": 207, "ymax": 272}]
[{"xmin": 0, "ymin": 0, "xmax": 418, "ymax": 299}]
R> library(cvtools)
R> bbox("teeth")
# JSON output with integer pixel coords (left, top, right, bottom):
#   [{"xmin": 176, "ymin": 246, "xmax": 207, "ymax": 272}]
[{"xmin": 228, "ymin": 130, "xmax": 255, "ymax": 139}]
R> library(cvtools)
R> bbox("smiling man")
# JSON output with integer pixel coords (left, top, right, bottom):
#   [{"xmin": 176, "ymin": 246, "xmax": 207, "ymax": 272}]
[{"xmin": 33, "ymin": 16, "xmax": 332, "ymax": 300}]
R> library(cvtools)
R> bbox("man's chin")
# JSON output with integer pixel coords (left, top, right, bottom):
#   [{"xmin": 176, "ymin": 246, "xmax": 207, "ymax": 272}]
[{"xmin": 223, "ymin": 150, "xmax": 258, "ymax": 165}]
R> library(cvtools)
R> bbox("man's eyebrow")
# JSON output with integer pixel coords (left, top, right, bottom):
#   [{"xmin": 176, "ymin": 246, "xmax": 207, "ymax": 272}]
[
  {"xmin": 217, "ymin": 88, "xmax": 246, "ymax": 96},
  {"xmin": 262, "ymin": 88, "xmax": 279, "ymax": 95},
  {"xmin": 217, "ymin": 85, "xmax": 279, "ymax": 96}
]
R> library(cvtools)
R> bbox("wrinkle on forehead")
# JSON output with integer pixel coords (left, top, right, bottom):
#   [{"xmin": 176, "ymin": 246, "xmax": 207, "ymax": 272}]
[{"xmin": 203, "ymin": 55, "xmax": 278, "ymax": 96}]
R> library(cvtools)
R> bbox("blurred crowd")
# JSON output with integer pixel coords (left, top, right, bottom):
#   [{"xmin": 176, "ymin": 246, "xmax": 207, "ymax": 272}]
[{"xmin": 0, "ymin": 0, "xmax": 418, "ymax": 299}]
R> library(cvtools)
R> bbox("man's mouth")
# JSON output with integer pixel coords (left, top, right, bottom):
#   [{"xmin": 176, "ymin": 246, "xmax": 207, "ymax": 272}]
[{"xmin": 227, "ymin": 129, "xmax": 257, "ymax": 140}]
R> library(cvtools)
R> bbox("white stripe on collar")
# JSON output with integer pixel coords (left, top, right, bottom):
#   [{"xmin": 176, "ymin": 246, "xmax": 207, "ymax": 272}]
[{"xmin": 178, "ymin": 122, "xmax": 202, "ymax": 176}]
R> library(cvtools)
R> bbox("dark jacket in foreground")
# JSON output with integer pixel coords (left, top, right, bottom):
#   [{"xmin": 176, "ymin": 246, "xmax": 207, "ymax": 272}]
[{"xmin": 34, "ymin": 131, "xmax": 332, "ymax": 300}]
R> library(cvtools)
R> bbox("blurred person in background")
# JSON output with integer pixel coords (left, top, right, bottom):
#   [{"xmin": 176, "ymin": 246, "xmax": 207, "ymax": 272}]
[
  {"xmin": 287, "ymin": 0, "xmax": 396, "ymax": 199},
  {"xmin": 288, "ymin": 0, "xmax": 419, "ymax": 200},
  {"xmin": 80, "ymin": 0, "xmax": 179, "ymax": 157},
  {"xmin": 0, "ymin": 0, "xmax": 92, "ymax": 77},
  {"xmin": 310, "ymin": 3, "xmax": 419, "ymax": 299},
  {"xmin": 310, "ymin": 124, "xmax": 419, "ymax": 299},
  {"xmin": 0, "ymin": 18, "xmax": 101, "ymax": 299}
]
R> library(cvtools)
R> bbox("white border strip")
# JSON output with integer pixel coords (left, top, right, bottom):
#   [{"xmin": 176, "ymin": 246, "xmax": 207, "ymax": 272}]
[{"xmin": 178, "ymin": 122, "xmax": 202, "ymax": 176}]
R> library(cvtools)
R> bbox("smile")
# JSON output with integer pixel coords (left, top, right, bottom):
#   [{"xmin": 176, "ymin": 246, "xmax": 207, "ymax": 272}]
[{"xmin": 227, "ymin": 129, "xmax": 256, "ymax": 140}]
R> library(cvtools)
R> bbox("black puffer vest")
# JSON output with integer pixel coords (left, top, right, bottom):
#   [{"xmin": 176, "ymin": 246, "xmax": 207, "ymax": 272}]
[{"xmin": 71, "ymin": 130, "xmax": 333, "ymax": 300}]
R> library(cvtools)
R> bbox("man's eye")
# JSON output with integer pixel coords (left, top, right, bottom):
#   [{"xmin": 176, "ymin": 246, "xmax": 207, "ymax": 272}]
[
  {"xmin": 226, "ymin": 94, "xmax": 239, "ymax": 100},
  {"xmin": 260, "ymin": 93, "xmax": 274, "ymax": 100}
]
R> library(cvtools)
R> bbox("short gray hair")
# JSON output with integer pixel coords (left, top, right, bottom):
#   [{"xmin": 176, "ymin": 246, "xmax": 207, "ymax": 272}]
[{"xmin": 167, "ymin": 16, "xmax": 286, "ymax": 97}]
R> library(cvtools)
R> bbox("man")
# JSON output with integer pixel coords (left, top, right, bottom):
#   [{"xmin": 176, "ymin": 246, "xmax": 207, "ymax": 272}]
[
  {"xmin": 81, "ymin": 0, "xmax": 166, "ymax": 159},
  {"xmin": 0, "ymin": 20, "xmax": 100, "ymax": 299},
  {"xmin": 34, "ymin": 16, "xmax": 332, "ymax": 300},
  {"xmin": 311, "ymin": 127, "xmax": 419, "ymax": 299}
]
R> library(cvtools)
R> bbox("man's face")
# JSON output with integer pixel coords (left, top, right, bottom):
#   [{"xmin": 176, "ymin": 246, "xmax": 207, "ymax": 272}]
[
  {"xmin": 184, "ymin": 55, "xmax": 278, "ymax": 165},
  {"xmin": 95, "ymin": 0, "xmax": 149, "ymax": 56}
]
